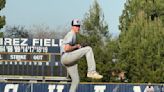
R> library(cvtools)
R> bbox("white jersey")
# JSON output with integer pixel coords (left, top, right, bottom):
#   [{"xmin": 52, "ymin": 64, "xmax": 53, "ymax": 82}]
[{"xmin": 60, "ymin": 31, "xmax": 76, "ymax": 54}]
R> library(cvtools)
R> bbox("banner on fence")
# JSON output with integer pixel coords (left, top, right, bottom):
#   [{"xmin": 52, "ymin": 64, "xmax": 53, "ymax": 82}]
[{"xmin": 0, "ymin": 83, "xmax": 164, "ymax": 92}]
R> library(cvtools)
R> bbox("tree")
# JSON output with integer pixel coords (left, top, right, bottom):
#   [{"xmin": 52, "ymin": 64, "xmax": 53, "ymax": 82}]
[
  {"xmin": 119, "ymin": 0, "xmax": 164, "ymax": 32},
  {"xmin": 77, "ymin": 0, "xmax": 112, "ymax": 82},
  {"xmin": 118, "ymin": 0, "xmax": 164, "ymax": 82},
  {"xmin": 28, "ymin": 24, "xmax": 55, "ymax": 38},
  {"xmin": 0, "ymin": 0, "xmax": 6, "ymax": 29},
  {"xmin": 4, "ymin": 26, "xmax": 29, "ymax": 38},
  {"xmin": 29, "ymin": 24, "xmax": 69, "ymax": 39},
  {"xmin": 0, "ymin": 0, "xmax": 6, "ymax": 37}
]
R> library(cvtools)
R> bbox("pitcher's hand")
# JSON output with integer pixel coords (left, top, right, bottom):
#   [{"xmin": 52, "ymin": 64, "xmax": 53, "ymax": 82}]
[{"xmin": 76, "ymin": 44, "xmax": 81, "ymax": 49}]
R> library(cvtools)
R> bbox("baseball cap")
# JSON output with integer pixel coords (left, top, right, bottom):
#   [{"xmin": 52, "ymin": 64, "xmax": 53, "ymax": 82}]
[{"xmin": 71, "ymin": 19, "xmax": 81, "ymax": 26}]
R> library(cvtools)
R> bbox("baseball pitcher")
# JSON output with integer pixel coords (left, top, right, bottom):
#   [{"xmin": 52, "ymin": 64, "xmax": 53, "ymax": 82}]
[{"xmin": 60, "ymin": 19, "xmax": 103, "ymax": 92}]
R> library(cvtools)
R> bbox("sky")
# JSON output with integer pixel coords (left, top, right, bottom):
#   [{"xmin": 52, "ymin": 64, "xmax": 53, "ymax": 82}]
[{"xmin": 0, "ymin": 0, "xmax": 126, "ymax": 37}]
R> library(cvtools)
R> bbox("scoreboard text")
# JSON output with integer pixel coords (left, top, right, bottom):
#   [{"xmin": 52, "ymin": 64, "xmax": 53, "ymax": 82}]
[{"xmin": 0, "ymin": 38, "xmax": 63, "ymax": 62}]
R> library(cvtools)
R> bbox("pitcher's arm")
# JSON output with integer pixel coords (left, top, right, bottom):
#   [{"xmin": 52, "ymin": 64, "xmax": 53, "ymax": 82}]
[{"xmin": 64, "ymin": 44, "xmax": 81, "ymax": 52}]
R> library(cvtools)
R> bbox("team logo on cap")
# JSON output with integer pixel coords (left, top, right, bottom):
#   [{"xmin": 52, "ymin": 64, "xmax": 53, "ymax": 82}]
[{"xmin": 72, "ymin": 19, "xmax": 81, "ymax": 26}]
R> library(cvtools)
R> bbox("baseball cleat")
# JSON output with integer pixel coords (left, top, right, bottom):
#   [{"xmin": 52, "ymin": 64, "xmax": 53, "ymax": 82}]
[{"xmin": 87, "ymin": 71, "xmax": 103, "ymax": 79}]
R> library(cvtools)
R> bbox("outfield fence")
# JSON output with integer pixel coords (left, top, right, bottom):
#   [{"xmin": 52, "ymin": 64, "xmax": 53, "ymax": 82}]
[{"xmin": 0, "ymin": 82, "xmax": 164, "ymax": 92}]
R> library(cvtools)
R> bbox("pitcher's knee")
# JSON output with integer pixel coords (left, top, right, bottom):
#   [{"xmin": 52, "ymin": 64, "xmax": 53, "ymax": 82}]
[{"xmin": 85, "ymin": 46, "xmax": 92, "ymax": 51}]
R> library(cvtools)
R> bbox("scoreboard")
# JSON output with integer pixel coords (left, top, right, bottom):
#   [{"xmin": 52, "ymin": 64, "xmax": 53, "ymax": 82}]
[{"xmin": 0, "ymin": 38, "xmax": 67, "ymax": 77}]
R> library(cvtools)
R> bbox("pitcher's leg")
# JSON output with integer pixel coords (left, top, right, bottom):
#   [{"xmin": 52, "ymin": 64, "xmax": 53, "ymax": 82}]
[
  {"xmin": 62, "ymin": 46, "xmax": 96, "ymax": 72},
  {"xmin": 85, "ymin": 46, "xmax": 96, "ymax": 72},
  {"xmin": 66, "ymin": 64, "xmax": 79, "ymax": 92}
]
